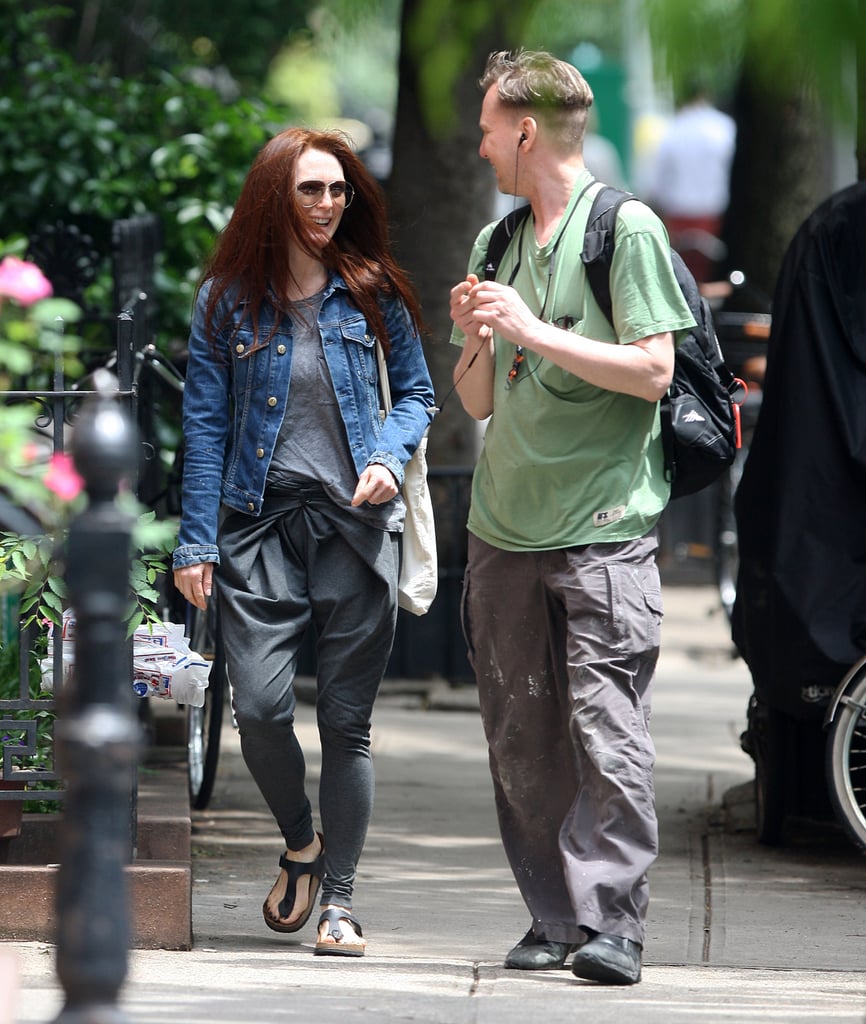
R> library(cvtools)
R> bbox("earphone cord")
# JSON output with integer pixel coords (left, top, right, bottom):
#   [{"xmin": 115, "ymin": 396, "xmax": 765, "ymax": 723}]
[
  {"xmin": 431, "ymin": 341, "xmax": 481, "ymax": 416},
  {"xmin": 434, "ymin": 140, "xmax": 527, "ymax": 415}
]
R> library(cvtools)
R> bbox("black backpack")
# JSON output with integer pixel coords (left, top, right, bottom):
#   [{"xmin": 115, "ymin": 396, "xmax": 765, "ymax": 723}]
[{"xmin": 484, "ymin": 187, "xmax": 743, "ymax": 499}]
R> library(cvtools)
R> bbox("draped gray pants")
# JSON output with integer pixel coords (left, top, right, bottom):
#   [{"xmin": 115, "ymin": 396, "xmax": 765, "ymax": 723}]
[{"xmin": 216, "ymin": 484, "xmax": 399, "ymax": 908}]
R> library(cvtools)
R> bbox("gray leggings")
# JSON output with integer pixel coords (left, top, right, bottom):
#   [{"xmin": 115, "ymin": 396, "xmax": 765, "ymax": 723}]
[{"xmin": 216, "ymin": 487, "xmax": 398, "ymax": 908}]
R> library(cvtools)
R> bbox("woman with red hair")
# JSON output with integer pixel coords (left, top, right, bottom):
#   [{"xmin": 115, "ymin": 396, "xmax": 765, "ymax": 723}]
[{"xmin": 172, "ymin": 127, "xmax": 434, "ymax": 957}]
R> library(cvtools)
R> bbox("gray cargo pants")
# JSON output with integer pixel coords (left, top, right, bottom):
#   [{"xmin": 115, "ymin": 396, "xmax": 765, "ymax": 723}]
[{"xmin": 461, "ymin": 531, "xmax": 663, "ymax": 947}]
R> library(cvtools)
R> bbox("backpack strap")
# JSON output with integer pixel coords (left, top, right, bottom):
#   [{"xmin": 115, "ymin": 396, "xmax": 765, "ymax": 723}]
[
  {"xmin": 580, "ymin": 185, "xmax": 670, "ymax": 476},
  {"xmin": 483, "ymin": 204, "xmax": 532, "ymax": 281},
  {"xmin": 581, "ymin": 184, "xmax": 635, "ymax": 326}
]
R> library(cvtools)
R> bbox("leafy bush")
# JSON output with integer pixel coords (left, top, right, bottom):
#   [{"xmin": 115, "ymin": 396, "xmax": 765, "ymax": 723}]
[
  {"xmin": 0, "ymin": 6, "xmax": 293, "ymax": 348},
  {"xmin": 0, "ymin": 245, "xmax": 177, "ymax": 808}
]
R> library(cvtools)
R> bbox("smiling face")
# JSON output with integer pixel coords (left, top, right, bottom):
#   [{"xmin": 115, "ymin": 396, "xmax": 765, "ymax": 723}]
[{"xmin": 294, "ymin": 147, "xmax": 349, "ymax": 250}]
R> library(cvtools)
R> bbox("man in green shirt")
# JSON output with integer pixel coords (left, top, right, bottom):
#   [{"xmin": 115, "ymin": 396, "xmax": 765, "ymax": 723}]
[{"xmin": 450, "ymin": 49, "xmax": 694, "ymax": 986}]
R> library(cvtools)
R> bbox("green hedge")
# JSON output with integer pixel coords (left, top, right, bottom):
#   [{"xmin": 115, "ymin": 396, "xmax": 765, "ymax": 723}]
[{"xmin": 0, "ymin": 7, "xmax": 292, "ymax": 347}]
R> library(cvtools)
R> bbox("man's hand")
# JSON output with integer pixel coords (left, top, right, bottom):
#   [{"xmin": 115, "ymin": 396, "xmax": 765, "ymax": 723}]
[
  {"xmin": 457, "ymin": 274, "xmax": 675, "ymax": 402},
  {"xmin": 461, "ymin": 278, "xmax": 539, "ymax": 347},
  {"xmin": 450, "ymin": 273, "xmax": 497, "ymax": 420},
  {"xmin": 450, "ymin": 273, "xmax": 485, "ymax": 337}
]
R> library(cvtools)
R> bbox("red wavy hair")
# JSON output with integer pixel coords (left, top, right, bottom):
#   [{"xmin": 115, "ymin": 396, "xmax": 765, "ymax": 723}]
[{"xmin": 200, "ymin": 127, "xmax": 424, "ymax": 357}]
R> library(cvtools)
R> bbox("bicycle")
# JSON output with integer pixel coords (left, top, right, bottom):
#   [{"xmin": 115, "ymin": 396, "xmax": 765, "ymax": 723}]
[
  {"xmin": 745, "ymin": 649, "xmax": 866, "ymax": 851},
  {"xmin": 183, "ymin": 590, "xmax": 228, "ymax": 811},
  {"xmin": 125, "ymin": 342, "xmax": 229, "ymax": 811},
  {"xmin": 824, "ymin": 654, "xmax": 866, "ymax": 852}
]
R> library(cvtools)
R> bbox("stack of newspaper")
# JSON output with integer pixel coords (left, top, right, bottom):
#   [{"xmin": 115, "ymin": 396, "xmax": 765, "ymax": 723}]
[{"xmin": 43, "ymin": 613, "xmax": 210, "ymax": 707}]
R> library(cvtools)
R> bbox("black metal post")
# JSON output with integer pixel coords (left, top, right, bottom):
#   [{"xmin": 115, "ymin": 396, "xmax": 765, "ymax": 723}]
[
  {"xmin": 53, "ymin": 371, "xmax": 140, "ymax": 1024},
  {"xmin": 115, "ymin": 310, "xmax": 134, "ymax": 394}
]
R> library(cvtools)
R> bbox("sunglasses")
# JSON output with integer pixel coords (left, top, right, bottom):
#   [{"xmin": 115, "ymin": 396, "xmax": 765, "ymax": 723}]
[{"xmin": 296, "ymin": 180, "xmax": 355, "ymax": 208}]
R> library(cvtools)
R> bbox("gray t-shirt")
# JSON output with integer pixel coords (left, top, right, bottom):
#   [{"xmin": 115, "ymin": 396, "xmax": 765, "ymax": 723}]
[{"xmin": 267, "ymin": 291, "xmax": 403, "ymax": 530}]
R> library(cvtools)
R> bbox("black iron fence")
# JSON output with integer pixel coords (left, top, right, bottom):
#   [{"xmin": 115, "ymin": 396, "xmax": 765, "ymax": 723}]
[
  {"xmin": 0, "ymin": 215, "xmax": 158, "ymax": 812},
  {"xmin": 0, "ymin": 312, "xmax": 138, "ymax": 810}
]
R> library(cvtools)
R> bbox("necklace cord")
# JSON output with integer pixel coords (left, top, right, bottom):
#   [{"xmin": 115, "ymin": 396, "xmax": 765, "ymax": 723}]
[
  {"xmin": 438, "ymin": 176, "xmax": 597, "ymax": 409},
  {"xmin": 505, "ymin": 177, "xmax": 596, "ymax": 389}
]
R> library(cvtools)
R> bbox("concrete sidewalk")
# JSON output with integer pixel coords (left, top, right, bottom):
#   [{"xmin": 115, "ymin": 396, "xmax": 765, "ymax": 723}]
[{"xmin": 8, "ymin": 586, "xmax": 866, "ymax": 1023}]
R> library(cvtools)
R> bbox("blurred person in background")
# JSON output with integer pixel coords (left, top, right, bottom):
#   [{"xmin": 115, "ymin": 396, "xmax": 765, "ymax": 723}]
[{"xmin": 645, "ymin": 81, "xmax": 736, "ymax": 284}]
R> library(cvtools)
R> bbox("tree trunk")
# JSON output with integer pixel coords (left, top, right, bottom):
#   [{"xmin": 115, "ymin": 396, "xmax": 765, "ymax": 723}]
[
  {"xmin": 386, "ymin": 1, "xmax": 509, "ymax": 469},
  {"xmin": 722, "ymin": 66, "xmax": 834, "ymax": 309}
]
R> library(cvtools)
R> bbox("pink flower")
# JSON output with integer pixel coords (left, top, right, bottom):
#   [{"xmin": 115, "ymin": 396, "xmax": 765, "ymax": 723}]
[
  {"xmin": 43, "ymin": 452, "xmax": 84, "ymax": 502},
  {"xmin": 21, "ymin": 442, "xmax": 41, "ymax": 464},
  {"xmin": 0, "ymin": 256, "xmax": 53, "ymax": 306}
]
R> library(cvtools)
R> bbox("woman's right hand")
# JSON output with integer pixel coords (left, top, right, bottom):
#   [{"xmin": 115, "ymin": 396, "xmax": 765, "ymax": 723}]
[{"xmin": 173, "ymin": 562, "xmax": 214, "ymax": 611}]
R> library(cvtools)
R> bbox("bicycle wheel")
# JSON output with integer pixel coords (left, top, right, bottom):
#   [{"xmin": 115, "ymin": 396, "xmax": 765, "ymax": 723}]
[
  {"xmin": 825, "ymin": 664, "xmax": 866, "ymax": 852},
  {"xmin": 187, "ymin": 600, "xmax": 226, "ymax": 811}
]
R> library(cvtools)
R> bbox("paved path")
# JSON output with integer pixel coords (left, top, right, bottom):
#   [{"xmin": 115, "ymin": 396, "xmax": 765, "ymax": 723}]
[{"xmin": 9, "ymin": 586, "xmax": 866, "ymax": 1022}]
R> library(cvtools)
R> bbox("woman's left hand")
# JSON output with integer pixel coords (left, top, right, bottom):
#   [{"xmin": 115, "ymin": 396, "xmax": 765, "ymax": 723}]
[{"xmin": 351, "ymin": 463, "xmax": 399, "ymax": 507}]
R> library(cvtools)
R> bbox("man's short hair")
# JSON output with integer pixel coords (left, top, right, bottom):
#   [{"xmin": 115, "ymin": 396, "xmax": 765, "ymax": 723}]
[{"xmin": 480, "ymin": 49, "xmax": 594, "ymax": 150}]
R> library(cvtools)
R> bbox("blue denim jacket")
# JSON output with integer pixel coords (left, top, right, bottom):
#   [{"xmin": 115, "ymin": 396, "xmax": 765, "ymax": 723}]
[{"xmin": 172, "ymin": 272, "xmax": 435, "ymax": 569}]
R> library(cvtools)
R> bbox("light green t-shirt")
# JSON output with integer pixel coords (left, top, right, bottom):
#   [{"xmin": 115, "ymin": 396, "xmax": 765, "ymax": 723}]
[{"xmin": 450, "ymin": 172, "xmax": 696, "ymax": 551}]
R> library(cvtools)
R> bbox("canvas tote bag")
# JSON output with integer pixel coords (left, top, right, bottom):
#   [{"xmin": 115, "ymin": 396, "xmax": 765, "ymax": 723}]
[{"xmin": 375, "ymin": 341, "xmax": 437, "ymax": 615}]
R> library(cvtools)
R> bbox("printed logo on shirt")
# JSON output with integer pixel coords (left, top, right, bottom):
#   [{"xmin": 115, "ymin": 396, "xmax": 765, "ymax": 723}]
[{"xmin": 592, "ymin": 504, "xmax": 627, "ymax": 528}]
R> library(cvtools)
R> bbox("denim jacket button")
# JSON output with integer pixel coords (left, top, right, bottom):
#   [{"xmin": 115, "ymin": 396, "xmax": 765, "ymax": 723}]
[
  {"xmin": 247, "ymin": 502, "xmax": 255, "ymax": 511},
  {"xmin": 267, "ymin": 396, "xmax": 277, "ymax": 407},
  {"xmin": 235, "ymin": 343, "xmax": 245, "ymax": 354},
  {"xmin": 277, "ymin": 344, "xmax": 286, "ymax": 355},
  {"xmin": 256, "ymin": 448, "xmax": 264, "ymax": 458}
]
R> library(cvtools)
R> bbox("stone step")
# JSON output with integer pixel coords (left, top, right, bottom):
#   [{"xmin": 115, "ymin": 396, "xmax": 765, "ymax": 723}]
[{"xmin": 0, "ymin": 750, "xmax": 192, "ymax": 950}]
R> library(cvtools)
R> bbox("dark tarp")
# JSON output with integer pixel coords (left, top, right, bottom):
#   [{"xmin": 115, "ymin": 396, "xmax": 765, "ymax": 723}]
[{"xmin": 731, "ymin": 182, "xmax": 866, "ymax": 721}]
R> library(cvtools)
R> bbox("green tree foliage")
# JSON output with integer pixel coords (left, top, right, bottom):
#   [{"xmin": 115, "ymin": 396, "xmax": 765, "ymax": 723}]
[
  {"xmin": 0, "ymin": 6, "xmax": 291, "ymax": 344},
  {"xmin": 521, "ymin": 0, "xmax": 625, "ymax": 60},
  {"xmin": 644, "ymin": 0, "xmax": 864, "ymax": 294},
  {"xmin": 644, "ymin": 0, "xmax": 862, "ymax": 128},
  {"xmin": 32, "ymin": 0, "xmax": 310, "ymax": 88},
  {"xmin": 266, "ymin": 3, "xmax": 401, "ymax": 127},
  {"xmin": 145, "ymin": 0, "xmax": 308, "ymax": 87}
]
